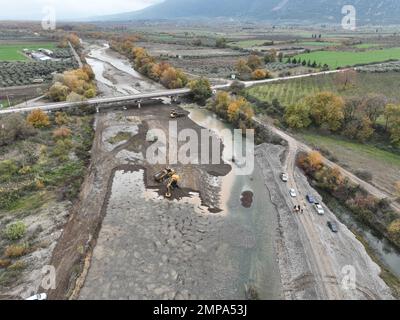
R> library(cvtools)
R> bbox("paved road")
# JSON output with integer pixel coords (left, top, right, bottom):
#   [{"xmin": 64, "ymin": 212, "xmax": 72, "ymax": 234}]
[{"xmin": 0, "ymin": 69, "xmax": 349, "ymax": 116}]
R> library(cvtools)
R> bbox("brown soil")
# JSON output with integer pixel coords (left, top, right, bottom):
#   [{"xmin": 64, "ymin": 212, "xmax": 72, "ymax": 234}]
[{"xmin": 47, "ymin": 101, "xmax": 231, "ymax": 299}]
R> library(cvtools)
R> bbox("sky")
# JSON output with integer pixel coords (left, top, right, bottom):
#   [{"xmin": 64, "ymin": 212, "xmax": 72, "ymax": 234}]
[{"xmin": 0, "ymin": 0, "xmax": 163, "ymax": 20}]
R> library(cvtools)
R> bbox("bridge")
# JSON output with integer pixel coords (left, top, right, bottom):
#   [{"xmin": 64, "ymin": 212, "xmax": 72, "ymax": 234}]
[{"xmin": 0, "ymin": 69, "xmax": 346, "ymax": 116}]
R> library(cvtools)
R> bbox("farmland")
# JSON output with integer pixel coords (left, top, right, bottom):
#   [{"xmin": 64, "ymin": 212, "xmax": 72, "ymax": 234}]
[
  {"xmin": 294, "ymin": 47, "xmax": 400, "ymax": 69},
  {"xmin": 0, "ymin": 43, "xmax": 56, "ymax": 61},
  {"xmin": 297, "ymin": 132, "xmax": 400, "ymax": 196},
  {"xmin": 246, "ymin": 72, "xmax": 400, "ymax": 107}
]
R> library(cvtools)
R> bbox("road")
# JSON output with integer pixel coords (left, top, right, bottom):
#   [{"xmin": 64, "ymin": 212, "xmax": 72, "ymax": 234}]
[
  {"xmin": 259, "ymin": 120, "xmax": 400, "ymax": 210},
  {"xmin": 255, "ymin": 118, "xmax": 396, "ymax": 299},
  {"xmin": 0, "ymin": 69, "xmax": 349, "ymax": 116}
]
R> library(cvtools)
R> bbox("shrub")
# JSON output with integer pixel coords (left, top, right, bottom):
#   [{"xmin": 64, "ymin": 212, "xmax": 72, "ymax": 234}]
[
  {"xmin": 4, "ymin": 222, "xmax": 27, "ymax": 241},
  {"xmin": 48, "ymin": 82, "xmax": 70, "ymax": 102},
  {"xmin": 0, "ymin": 160, "xmax": 19, "ymax": 181},
  {"xmin": 53, "ymin": 127, "xmax": 72, "ymax": 140},
  {"xmin": 26, "ymin": 109, "xmax": 50, "ymax": 128},
  {"xmin": 388, "ymin": 219, "xmax": 400, "ymax": 244},
  {"xmin": 4, "ymin": 244, "xmax": 27, "ymax": 258},
  {"xmin": 0, "ymin": 114, "xmax": 36, "ymax": 146},
  {"xmin": 8, "ymin": 261, "xmax": 26, "ymax": 271},
  {"xmin": 52, "ymin": 139, "xmax": 73, "ymax": 161},
  {"xmin": 355, "ymin": 170, "xmax": 373, "ymax": 182},
  {"xmin": 0, "ymin": 259, "xmax": 11, "ymax": 268},
  {"xmin": 55, "ymin": 112, "xmax": 69, "ymax": 126}
]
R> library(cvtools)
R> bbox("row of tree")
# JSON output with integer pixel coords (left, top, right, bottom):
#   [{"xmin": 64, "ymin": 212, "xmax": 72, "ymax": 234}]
[
  {"xmin": 110, "ymin": 39, "xmax": 188, "ymax": 90},
  {"xmin": 284, "ymin": 90, "xmax": 400, "ymax": 145},
  {"xmin": 298, "ymin": 150, "xmax": 400, "ymax": 248}
]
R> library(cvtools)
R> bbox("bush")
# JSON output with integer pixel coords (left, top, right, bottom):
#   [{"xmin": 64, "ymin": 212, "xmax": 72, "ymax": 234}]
[
  {"xmin": 4, "ymin": 222, "xmax": 26, "ymax": 241},
  {"xmin": 0, "ymin": 114, "xmax": 36, "ymax": 146},
  {"xmin": 0, "ymin": 160, "xmax": 19, "ymax": 181},
  {"xmin": 26, "ymin": 109, "xmax": 50, "ymax": 128},
  {"xmin": 53, "ymin": 127, "xmax": 72, "ymax": 140},
  {"xmin": 355, "ymin": 169, "xmax": 373, "ymax": 182},
  {"xmin": 0, "ymin": 259, "xmax": 11, "ymax": 268},
  {"xmin": 4, "ymin": 244, "xmax": 27, "ymax": 258},
  {"xmin": 52, "ymin": 139, "xmax": 73, "ymax": 161},
  {"xmin": 388, "ymin": 219, "xmax": 400, "ymax": 244}
]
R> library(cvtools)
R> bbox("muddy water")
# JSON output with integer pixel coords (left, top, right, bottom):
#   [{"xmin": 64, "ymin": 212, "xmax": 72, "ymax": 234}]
[
  {"xmin": 185, "ymin": 106, "xmax": 282, "ymax": 299},
  {"xmin": 323, "ymin": 192, "xmax": 400, "ymax": 279},
  {"xmin": 86, "ymin": 43, "xmax": 162, "ymax": 96}
]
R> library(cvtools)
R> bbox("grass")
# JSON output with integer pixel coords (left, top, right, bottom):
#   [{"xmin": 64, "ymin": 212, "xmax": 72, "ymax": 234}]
[
  {"xmin": 354, "ymin": 43, "xmax": 381, "ymax": 49},
  {"xmin": 298, "ymin": 41, "xmax": 338, "ymax": 47},
  {"xmin": 299, "ymin": 133, "xmax": 400, "ymax": 168},
  {"xmin": 228, "ymin": 40, "xmax": 271, "ymax": 48},
  {"xmin": 246, "ymin": 72, "xmax": 400, "ymax": 107},
  {"xmin": 107, "ymin": 132, "xmax": 132, "ymax": 144},
  {"xmin": 0, "ymin": 43, "xmax": 56, "ymax": 61},
  {"xmin": 294, "ymin": 47, "xmax": 400, "ymax": 69}
]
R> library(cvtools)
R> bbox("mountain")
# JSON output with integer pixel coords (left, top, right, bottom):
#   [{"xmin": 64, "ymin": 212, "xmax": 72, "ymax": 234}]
[{"xmin": 100, "ymin": 0, "xmax": 400, "ymax": 25}]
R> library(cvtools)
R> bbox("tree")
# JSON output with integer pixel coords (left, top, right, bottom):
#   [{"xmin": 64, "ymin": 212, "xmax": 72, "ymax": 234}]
[
  {"xmin": 189, "ymin": 78, "xmax": 212, "ymax": 105},
  {"xmin": 388, "ymin": 219, "xmax": 400, "ymax": 244},
  {"xmin": 384, "ymin": 104, "xmax": 400, "ymax": 145},
  {"xmin": 334, "ymin": 70, "xmax": 358, "ymax": 90},
  {"xmin": 235, "ymin": 59, "xmax": 252, "ymax": 79},
  {"xmin": 48, "ymin": 82, "xmax": 70, "ymax": 102},
  {"xmin": 26, "ymin": 109, "xmax": 50, "ymax": 128},
  {"xmin": 284, "ymin": 102, "xmax": 312, "ymax": 129},
  {"xmin": 227, "ymin": 97, "xmax": 254, "ymax": 123},
  {"xmin": 306, "ymin": 91, "xmax": 345, "ymax": 131},
  {"xmin": 213, "ymin": 91, "xmax": 231, "ymax": 116},
  {"xmin": 264, "ymin": 49, "xmax": 277, "ymax": 63},
  {"xmin": 251, "ymin": 69, "xmax": 268, "ymax": 80},
  {"xmin": 362, "ymin": 94, "xmax": 387, "ymax": 125},
  {"xmin": 230, "ymin": 80, "xmax": 245, "ymax": 94},
  {"xmin": 307, "ymin": 151, "xmax": 323, "ymax": 171},
  {"xmin": 247, "ymin": 55, "xmax": 263, "ymax": 71},
  {"xmin": 216, "ymin": 38, "xmax": 227, "ymax": 48}
]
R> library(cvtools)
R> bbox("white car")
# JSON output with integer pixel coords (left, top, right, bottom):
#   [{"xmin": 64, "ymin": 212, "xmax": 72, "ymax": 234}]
[
  {"xmin": 26, "ymin": 293, "xmax": 47, "ymax": 300},
  {"xmin": 281, "ymin": 173, "xmax": 289, "ymax": 182},
  {"xmin": 314, "ymin": 203, "xmax": 325, "ymax": 215},
  {"xmin": 289, "ymin": 188, "xmax": 297, "ymax": 198}
]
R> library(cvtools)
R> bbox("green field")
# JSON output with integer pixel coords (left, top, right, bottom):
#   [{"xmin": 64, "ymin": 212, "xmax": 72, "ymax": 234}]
[
  {"xmin": 0, "ymin": 43, "xmax": 56, "ymax": 61},
  {"xmin": 354, "ymin": 43, "xmax": 381, "ymax": 49},
  {"xmin": 298, "ymin": 41, "xmax": 337, "ymax": 47},
  {"xmin": 228, "ymin": 39, "xmax": 270, "ymax": 48},
  {"xmin": 294, "ymin": 47, "xmax": 400, "ymax": 69},
  {"xmin": 300, "ymin": 132, "xmax": 400, "ymax": 168},
  {"xmin": 246, "ymin": 72, "xmax": 400, "ymax": 107}
]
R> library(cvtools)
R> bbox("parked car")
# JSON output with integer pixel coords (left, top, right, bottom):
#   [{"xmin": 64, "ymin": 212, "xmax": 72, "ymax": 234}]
[
  {"xmin": 281, "ymin": 173, "xmax": 289, "ymax": 182},
  {"xmin": 314, "ymin": 203, "xmax": 325, "ymax": 215},
  {"xmin": 289, "ymin": 188, "xmax": 297, "ymax": 198},
  {"xmin": 327, "ymin": 221, "xmax": 339, "ymax": 233},
  {"xmin": 306, "ymin": 195, "xmax": 315, "ymax": 203}
]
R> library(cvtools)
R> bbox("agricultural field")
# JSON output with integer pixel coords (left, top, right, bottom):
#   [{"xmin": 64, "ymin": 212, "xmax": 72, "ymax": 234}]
[
  {"xmin": 0, "ymin": 60, "xmax": 79, "ymax": 87},
  {"xmin": 0, "ymin": 43, "xmax": 56, "ymax": 61},
  {"xmin": 228, "ymin": 39, "xmax": 272, "ymax": 48},
  {"xmin": 297, "ymin": 41, "xmax": 338, "ymax": 47},
  {"xmin": 294, "ymin": 47, "xmax": 400, "ymax": 69},
  {"xmin": 297, "ymin": 132, "xmax": 400, "ymax": 196},
  {"xmin": 246, "ymin": 72, "xmax": 400, "ymax": 107}
]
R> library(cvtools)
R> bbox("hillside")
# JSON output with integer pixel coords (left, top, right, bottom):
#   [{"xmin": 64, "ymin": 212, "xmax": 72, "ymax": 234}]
[{"xmin": 100, "ymin": 0, "xmax": 400, "ymax": 25}]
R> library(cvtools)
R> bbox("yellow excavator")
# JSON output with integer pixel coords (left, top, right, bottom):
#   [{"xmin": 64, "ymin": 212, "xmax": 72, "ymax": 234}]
[{"xmin": 154, "ymin": 167, "xmax": 180, "ymax": 198}]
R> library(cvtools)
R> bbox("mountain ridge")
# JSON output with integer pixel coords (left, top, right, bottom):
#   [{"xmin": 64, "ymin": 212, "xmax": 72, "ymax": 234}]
[{"xmin": 96, "ymin": 0, "xmax": 400, "ymax": 25}]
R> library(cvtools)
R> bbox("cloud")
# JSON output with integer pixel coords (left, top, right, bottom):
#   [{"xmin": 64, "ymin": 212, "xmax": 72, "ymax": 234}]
[{"xmin": 0, "ymin": 0, "xmax": 162, "ymax": 20}]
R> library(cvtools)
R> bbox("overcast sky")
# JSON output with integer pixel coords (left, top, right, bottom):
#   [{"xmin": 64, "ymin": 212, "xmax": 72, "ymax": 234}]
[{"xmin": 0, "ymin": 0, "xmax": 162, "ymax": 20}]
